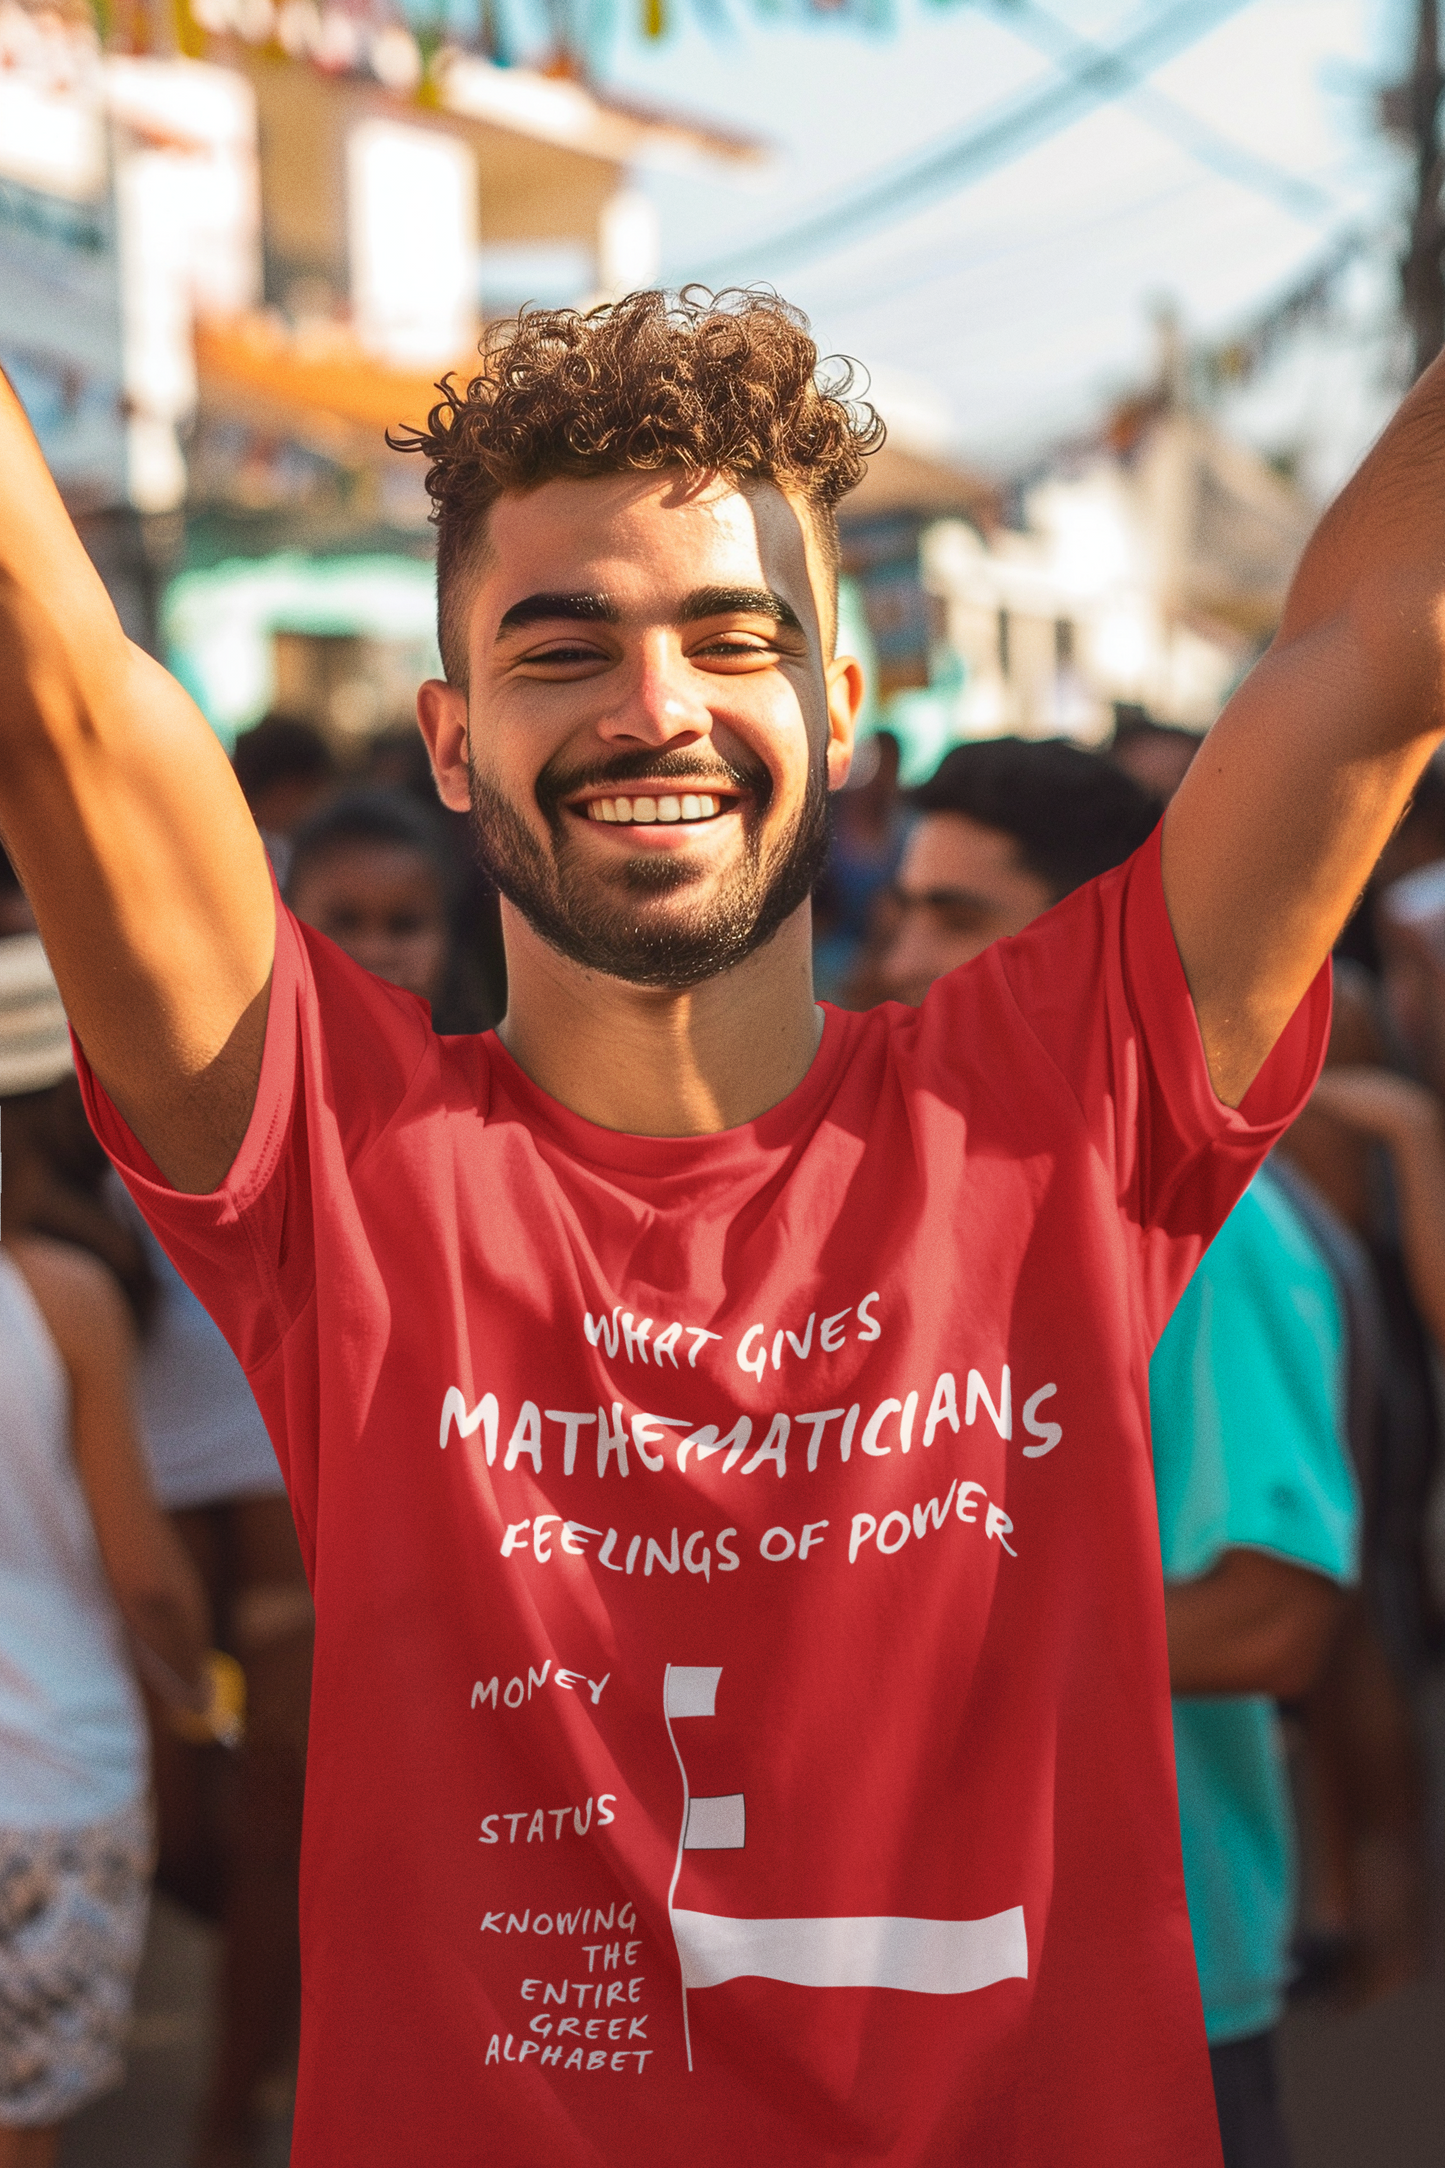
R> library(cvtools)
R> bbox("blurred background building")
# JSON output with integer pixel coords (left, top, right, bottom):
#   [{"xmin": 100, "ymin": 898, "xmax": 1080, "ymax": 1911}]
[
  {"xmin": 0, "ymin": 0, "xmax": 760, "ymax": 745},
  {"xmin": 849, "ymin": 318, "xmax": 1317, "ymax": 779},
  {"xmin": 2, "ymin": 0, "xmax": 1397, "ymax": 781},
  {"xmin": 1, "ymin": 0, "xmax": 1432, "ymax": 785}
]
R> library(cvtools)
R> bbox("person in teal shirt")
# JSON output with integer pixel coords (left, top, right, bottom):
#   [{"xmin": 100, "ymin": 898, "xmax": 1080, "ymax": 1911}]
[{"xmin": 1151, "ymin": 1162, "xmax": 1360, "ymax": 2168}]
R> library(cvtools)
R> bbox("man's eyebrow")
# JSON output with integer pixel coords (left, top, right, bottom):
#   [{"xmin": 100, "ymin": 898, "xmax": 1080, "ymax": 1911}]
[
  {"xmin": 495, "ymin": 593, "xmax": 619, "ymax": 637},
  {"xmin": 678, "ymin": 586, "xmax": 804, "ymax": 632}
]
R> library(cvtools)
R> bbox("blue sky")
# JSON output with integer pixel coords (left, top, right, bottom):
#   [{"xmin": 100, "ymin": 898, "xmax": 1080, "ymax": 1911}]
[{"xmin": 554, "ymin": 0, "xmax": 1415, "ymax": 483}]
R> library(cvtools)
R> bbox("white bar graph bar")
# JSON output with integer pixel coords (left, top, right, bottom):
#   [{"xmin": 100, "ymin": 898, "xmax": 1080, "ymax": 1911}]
[
  {"xmin": 684, "ymin": 1794, "xmax": 746, "ymax": 1850},
  {"xmin": 665, "ymin": 1666, "xmax": 723, "ymax": 1719},
  {"xmin": 672, "ymin": 1906, "xmax": 1028, "ymax": 1995}
]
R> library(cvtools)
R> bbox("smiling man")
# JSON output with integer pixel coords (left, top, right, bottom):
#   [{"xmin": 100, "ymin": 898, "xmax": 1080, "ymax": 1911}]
[{"xmin": 0, "ymin": 289, "xmax": 1440, "ymax": 2167}]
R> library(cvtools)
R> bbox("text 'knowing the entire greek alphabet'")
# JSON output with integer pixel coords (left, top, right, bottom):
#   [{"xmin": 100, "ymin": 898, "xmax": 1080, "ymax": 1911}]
[{"xmin": 480, "ymin": 1903, "xmax": 655, "ymax": 2077}]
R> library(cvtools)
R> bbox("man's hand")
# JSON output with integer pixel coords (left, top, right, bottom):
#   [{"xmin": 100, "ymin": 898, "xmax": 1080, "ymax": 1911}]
[
  {"xmin": 0, "ymin": 372, "xmax": 275, "ymax": 1193},
  {"xmin": 1162, "ymin": 350, "xmax": 1445, "ymax": 1107},
  {"xmin": 1166, "ymin": 1547, "xmax": 1342, "ymax": 1699}
]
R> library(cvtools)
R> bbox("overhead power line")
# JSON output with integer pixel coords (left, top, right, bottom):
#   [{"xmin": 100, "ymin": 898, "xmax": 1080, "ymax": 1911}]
[
  {"xmin": 802, "ymin": 174, "xmax": 1202, "ymax": 322},
  {"xmin": 678, "ymin": 0, "xmax": 1268, "ymax": 285},
  {"xmin": 1194, "ymin": 224, "xmax": 1372, "ymax": 390},
  {"xmin": 982, "ymin": 0, "xmax": 1335, "ymax": 222}
]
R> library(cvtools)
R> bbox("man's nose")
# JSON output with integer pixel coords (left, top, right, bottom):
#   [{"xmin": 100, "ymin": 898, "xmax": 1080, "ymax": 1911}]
[{"xmin": 596, "ymin": 635, "xmax": 711, "ymax": 747}]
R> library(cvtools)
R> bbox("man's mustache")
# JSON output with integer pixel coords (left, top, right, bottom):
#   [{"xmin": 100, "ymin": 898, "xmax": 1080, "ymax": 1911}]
[{"xmin": 535, "ymin": 744, "xmax": 773, "ymax": 824}]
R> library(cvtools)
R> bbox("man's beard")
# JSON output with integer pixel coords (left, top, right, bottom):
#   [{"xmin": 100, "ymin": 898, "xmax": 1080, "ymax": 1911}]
[{"xmin": 467, "ymin": 741, "xmax": 830, "ymax": 990}]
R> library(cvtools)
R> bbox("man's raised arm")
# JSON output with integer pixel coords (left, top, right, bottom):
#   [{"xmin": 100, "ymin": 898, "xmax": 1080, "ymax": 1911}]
[
  {"xmin": 0, "ymin": 372, "xmax": 275, "ymax": 1193},
  {"xmin": 1164, "ymin": 350, "xmax": 1445, "ymax": 1108}
]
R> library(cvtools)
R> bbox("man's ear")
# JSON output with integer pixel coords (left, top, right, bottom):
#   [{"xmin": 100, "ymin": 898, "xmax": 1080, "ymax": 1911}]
[
  {"xmin": 825, "ymin": 653, "xmax": 866, "ymax": 791},
  {"xmin": 416, "ymin": 680, "xmax": 471, "ymax": 814}
]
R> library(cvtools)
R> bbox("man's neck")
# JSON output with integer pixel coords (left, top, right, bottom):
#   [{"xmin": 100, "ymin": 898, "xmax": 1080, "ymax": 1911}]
[{"xmin": 494, "ymin": 899, "xmax": 824, "ymax": 1136}]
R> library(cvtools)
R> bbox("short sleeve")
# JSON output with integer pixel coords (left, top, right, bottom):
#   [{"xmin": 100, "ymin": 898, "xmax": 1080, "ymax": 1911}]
[
  {"xmin": 73, "ymin": 890, "xmax": 436, "ymax": 1521},
  {"xmin": 1150, "ymin": 1172, "xmax": 1360, "ymax": 1587},
  {"xmin": 989, "ymin": 826, "xmax": 1331, "ymax": 1339}
]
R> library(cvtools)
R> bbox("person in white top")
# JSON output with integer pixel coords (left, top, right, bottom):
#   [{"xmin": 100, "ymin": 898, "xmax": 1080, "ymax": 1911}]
[
  {"xmin": 0, "ymin": 934, "xmax": 212, "ymax": 2168},
  {"xmin": 123, "ymin": 1202, "xmax": 314, "ymax": 2168},
  {"xmin": 4, "ymin": 841, "xmax": 297, "ymax": 2165}
]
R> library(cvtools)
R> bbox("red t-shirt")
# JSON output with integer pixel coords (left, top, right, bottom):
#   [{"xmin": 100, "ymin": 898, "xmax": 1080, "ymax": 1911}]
[{"xmin": 80, "ymin": 830, "xmax": 1329, "ymax": 2167}]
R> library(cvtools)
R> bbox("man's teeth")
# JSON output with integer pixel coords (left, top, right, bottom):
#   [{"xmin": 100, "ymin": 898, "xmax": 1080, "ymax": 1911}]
[{"xmin": 588, "ymin": 794, "xmax": 720, "ymax": 825}]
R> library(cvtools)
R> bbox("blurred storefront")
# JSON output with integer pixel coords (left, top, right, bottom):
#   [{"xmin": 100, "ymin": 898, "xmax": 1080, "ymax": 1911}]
[
  {"xmin": 838, "ymin": 437, "xmax": 1001, "ymax": 706},
  {"xmin": 851, "ymin": 368, "xmax": 1317, "ymax": 786}
]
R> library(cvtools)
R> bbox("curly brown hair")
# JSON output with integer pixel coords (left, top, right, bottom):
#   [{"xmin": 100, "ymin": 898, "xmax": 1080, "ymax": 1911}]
[{"xmin": 389, "ymin": 287, "xmax": 884, "ymax": 685}]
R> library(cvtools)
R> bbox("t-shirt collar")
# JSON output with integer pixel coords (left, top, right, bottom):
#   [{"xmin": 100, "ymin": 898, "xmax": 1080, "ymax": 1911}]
[{"xmin": 481, "ymin": 1001, "xmax": 858, "ymax": 1176}]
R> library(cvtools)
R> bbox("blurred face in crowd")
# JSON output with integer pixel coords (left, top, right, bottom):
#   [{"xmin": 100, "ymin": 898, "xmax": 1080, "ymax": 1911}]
[
  {"xmin": 416, "ymin": 470, "xmax": 861, "ymax": 990},
  {"xmin": 289, "ymin": 842, "xmax": 449, "ymax": 1006},
  {"xmin": 877, "ymin": 812, "xmax": 1054, "ymax": 1006}
]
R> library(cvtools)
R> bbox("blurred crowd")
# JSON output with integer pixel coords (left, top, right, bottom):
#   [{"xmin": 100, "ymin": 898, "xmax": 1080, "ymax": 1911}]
[
  {"xmin": 0, "ymin": 713, "xmax": 508, "ymax": 2168},
  {"xmin": 2, "ymin": 701, "xmax": 1443, "ymax": 2166},
  {"xmin": 829, "ymin": 712, "xmax": 1445, "ymax": 2168}
]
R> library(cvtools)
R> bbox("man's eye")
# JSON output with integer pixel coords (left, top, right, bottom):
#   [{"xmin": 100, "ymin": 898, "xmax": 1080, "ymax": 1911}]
[{"xmin": 528, "ymin": 643, "xmax": 603, "ymax": 665}]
